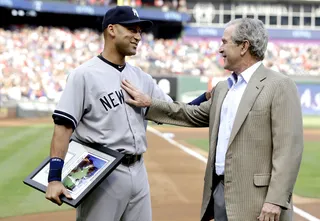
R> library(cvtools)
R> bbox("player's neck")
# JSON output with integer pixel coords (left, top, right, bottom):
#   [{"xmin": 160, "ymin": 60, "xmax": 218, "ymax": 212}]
[{"xmin": 101, "ymin": 50, "xmax": 125, "ymax": 66}]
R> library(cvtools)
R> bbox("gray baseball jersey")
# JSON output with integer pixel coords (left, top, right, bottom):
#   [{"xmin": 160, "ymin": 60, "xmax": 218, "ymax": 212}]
[
  {"xmin": 53, "ymin": 55, "xmax": 172, "ymax": 221},
  {"xmin": 53, "ymin": 55, "xmax": 172, "ymax": 155}
]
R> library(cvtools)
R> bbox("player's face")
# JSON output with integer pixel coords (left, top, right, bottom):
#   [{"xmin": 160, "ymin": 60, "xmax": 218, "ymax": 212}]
[
  {"xmin": 114, "ymin": 24, "xmax": 142, "ymax": 56},
  {"xmin": 218, "ymin": 25, "xmax": 242, "ymax": 72}
]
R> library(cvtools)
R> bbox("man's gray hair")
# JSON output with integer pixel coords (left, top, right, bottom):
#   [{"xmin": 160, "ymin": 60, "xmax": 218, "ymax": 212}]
[{"xmin": 226, "ymin": 18, "xmax": 268, "ymax": 60}]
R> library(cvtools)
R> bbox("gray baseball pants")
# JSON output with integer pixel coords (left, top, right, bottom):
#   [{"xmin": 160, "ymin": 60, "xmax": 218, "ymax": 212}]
[{"xmin": 76, "ymin": 158, "xmax": 151, "ymax": 221}]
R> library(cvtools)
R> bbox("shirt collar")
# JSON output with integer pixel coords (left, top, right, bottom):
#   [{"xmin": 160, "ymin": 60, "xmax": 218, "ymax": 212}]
[
  {"xmin": 227, "ymin": 73, "xmax": 238, "ymax": 88},
  {"xmin": 227, "ymin": 61, "xmax": 262, "ymax": 88}
]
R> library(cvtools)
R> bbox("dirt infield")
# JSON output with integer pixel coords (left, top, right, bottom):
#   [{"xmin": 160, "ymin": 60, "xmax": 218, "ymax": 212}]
[
  {"xmin": 152, "ymin": 126, "xmax": 320, "ymax": 220},
  {"xmin": 1, "ymin": 119, "xmax": 319, "ymax": 221}
]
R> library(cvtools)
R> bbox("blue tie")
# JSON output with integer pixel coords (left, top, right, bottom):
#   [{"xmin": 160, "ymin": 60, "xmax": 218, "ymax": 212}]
[{"xmin": 232, "ymin": 72, "xmax": 238, "ymax": 83}]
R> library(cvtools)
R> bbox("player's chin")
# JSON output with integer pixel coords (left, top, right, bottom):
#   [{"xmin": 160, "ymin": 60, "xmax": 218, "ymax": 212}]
[{"xmin": 126, "ymin": 50, "xmax": 137, "ymax": 56}]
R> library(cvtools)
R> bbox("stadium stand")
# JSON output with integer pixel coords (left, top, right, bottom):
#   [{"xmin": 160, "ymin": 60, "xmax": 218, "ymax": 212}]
[
  {"xmin": 0, "ymin": 0, "xmax": 320, "ymax": 103},
  {"xmin": 0, "ymin": 25, "xmax": 319, "ymax": 102}
]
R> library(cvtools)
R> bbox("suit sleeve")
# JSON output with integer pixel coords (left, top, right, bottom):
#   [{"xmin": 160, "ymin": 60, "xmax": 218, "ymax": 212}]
[
  {"xmin": 265, "ymin": 77, "xmax": 304, "ymax": 209},
  {"xmin": 145, "ymin": 98, "xmax": 211, "ymax": 127}
]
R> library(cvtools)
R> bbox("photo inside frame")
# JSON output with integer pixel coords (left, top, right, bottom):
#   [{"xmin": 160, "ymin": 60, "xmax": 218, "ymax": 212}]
[
  {"xmin": 27, "ymin": 141, "xmax": 120, "ymax": 205},
  {"xmin": 62, "ymin": 153, "xmax": 109, "ymax": 199}
]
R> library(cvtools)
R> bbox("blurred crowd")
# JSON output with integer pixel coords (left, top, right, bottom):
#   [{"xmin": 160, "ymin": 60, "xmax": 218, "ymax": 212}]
[{"xmin": 0, "ymin": 26, "xmax": 319, "ymax": 102}]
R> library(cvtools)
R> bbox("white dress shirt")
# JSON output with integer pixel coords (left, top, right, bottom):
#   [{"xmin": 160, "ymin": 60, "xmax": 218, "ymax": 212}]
[{"xmin": 215, "ymin": 61, "xmax": 262, "ymax": 175}]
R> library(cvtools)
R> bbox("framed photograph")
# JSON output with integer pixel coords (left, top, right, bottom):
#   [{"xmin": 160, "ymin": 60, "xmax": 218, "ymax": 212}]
[{"xmin": 23, "ymin": 140, "xmax": 124, "ymax": 208}]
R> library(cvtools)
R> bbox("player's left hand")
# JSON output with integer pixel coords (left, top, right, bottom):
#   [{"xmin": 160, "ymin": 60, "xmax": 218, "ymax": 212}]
[
  {"xmin": 205, "ymin": 85, "xmax": 215, "ymax": 101},
  {"xmin": 121, "ymin": 80, "xmax": 152, "ymax": 107},
  {"xmin": 205, "ymin": 91, "xmax": 212, "ymax": 100},
  {"xmin": 45, "ymin": 181, "xmax": 73, "ymax": 206},
  {"xmin": 257, "ymin": 202, "xmax": 281, "ymax": 221}
]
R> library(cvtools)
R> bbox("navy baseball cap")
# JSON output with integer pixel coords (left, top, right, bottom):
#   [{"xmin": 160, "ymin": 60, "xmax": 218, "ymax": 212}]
[{"xmin": 102, "ymin": 6, "xmax": 153, "ymax": 31}]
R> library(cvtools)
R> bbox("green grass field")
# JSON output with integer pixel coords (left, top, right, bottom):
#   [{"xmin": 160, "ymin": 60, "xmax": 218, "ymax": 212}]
[
  {"xmin": 0, "ymin": 124, "xmax": 72, "ymax": 218},
  {"xmin": 184, "ymin": 138, "xmax": 320, "ymax": 199},
  {"xmin": 303, "ymin": 116, "xmax": 320, "ymax": 129}
]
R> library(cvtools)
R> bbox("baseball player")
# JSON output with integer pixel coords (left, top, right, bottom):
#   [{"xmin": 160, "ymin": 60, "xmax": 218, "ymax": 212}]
[{"xmin": 45, "ymin": 6, "xmax": 210, "ymax": 221}]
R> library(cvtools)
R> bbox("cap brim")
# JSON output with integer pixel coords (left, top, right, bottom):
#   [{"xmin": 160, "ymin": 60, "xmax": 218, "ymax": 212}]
[{"xmin": 118, "ymin": 19, "xmax": 153, "ymax": 30}]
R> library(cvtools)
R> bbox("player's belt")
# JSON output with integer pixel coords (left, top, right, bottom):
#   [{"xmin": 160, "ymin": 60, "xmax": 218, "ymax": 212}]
[{"xmin": 121, "ymin": 154, "xmax": 142, "ymax": 166}]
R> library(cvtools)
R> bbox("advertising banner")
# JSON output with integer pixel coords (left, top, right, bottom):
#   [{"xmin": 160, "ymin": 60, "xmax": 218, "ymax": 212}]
[
  {"xmin": 297, "ymin": 83, "xmax": 320, "ymax": 116},
  {"xmin": 152, "ymin": 76, "xmax": 178, "ymax": 101}
]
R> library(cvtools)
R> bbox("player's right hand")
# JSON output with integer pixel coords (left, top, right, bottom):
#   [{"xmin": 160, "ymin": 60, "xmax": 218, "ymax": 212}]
[{"xmin": 45, "ymin": 181, "xmax": 72, "ymax": 206}]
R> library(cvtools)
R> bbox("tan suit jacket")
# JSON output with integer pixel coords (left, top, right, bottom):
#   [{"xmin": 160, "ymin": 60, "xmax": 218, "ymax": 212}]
[{"xmin": 146, "ymin": 65, "xmax": 304, "ymax": 221}]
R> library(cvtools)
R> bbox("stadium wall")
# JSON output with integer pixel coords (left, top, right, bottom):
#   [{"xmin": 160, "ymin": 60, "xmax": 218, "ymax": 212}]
[
  {"xmin": 0, "ymin": 101, "xmax": 17, "ymax": 119},
  {"xmin": 1, "ymin": 77, "xmax": 319, "ymax": 119},
  {"xmin": 155, "ymin": 75, "xmax": 320, "ymax": 116},
  {"xmin": 0, "ymin": 101, "xmax": 56, "ymax": 119},
  {"xmin": 297, "ymin": 82, "xmax": 320, "ymax": 116}
]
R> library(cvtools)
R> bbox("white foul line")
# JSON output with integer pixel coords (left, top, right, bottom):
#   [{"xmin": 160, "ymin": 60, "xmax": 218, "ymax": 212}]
[{"xmin": 147, "ymin": 126, "xmax": 320, "ymax": 221}]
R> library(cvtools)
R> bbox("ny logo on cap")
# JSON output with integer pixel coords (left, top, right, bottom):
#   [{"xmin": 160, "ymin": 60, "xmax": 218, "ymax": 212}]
[{"xmin": 132, "ymin": 8, "xmax": 139, "ymax": 17}]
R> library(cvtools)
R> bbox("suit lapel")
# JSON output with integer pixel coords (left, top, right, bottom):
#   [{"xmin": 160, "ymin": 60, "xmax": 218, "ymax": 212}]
[
  {"xmin": 210, "ymin": 81, "xmax": 229, "ymax": 158},
  {"xmin": 227, "ymin": 65, "xmax": 267, "ymax": 147}
]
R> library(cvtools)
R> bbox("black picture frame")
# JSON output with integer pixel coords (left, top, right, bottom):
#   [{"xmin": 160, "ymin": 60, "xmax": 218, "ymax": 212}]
[{"xmin": 23, "ymin": 140, "xmax": 124, "ymax": 208}]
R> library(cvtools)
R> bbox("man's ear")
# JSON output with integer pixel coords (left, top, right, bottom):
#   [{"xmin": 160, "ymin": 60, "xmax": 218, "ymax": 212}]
[
  {"xmin": 107, "ymin": 24, "xmax": 116, "ymax": 38},
  {"xmin": 240, "ymin": 40, "xmax": 250, "ymax": 56}
]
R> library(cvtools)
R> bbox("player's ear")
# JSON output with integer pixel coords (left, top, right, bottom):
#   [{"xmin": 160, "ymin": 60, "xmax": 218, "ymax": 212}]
[{"xmin": 107, "ymin": 24, "xmax": 116, "ymax": 38}]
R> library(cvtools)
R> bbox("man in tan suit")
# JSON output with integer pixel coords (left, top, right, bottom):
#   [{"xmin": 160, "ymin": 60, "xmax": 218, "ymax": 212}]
[{"xmin": 121, "ymin": 18, "xmax": 303, "ymax": 221}]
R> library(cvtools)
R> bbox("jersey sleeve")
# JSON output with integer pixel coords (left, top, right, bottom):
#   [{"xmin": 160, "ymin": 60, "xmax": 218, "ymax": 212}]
[
  {"xmin": 143, "ymin": 74, "xmax": 173, "ymax": 118},
  {"xmin": 187, "ymin": 92, "xmax": 207, "ymax": 105},
  {"xmin": 52, "ymin": 70, "xmax": 86, "ymax": 130},
  {"xmin": 148, "ymin": 76, "xmax": 173, "ymax": 103}
]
